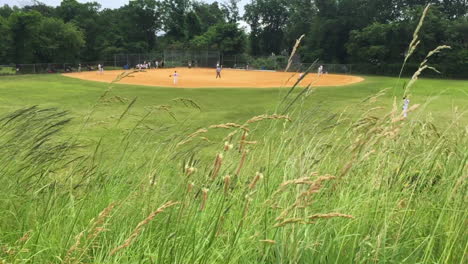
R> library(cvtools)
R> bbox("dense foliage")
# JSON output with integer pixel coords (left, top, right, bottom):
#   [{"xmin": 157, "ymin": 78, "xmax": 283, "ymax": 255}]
[{"xmin": 0, "ymin": 0, "xmax": 466, "ymax": 76}]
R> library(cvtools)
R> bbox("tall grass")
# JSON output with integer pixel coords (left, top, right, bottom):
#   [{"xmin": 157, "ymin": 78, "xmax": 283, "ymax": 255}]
[{"xmin": 1, "ymin": 6, "xmax": 466, "ymax": 264}]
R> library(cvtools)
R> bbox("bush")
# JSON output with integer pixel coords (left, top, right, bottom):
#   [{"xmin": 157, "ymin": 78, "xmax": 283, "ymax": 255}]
[{"xmin": 248, "ymin": 55, "xmax": 288, "ymax": 71}]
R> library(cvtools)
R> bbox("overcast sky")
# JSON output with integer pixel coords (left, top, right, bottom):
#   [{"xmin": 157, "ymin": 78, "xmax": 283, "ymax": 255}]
[{"xmin": 0, "ymin": 0, "xmax": 250, "ymax": 14}]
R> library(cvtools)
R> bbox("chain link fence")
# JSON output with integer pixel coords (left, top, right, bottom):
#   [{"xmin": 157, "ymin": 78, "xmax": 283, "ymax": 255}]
[{"xmin": 1, "ymin": 49, "xmax": 354, "ymax": 76}]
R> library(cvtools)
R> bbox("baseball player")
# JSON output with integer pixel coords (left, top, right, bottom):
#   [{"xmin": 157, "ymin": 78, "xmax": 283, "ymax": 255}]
[
  {"xmin": 402, "ymin": 96, "xmax": 410, "ymax": 117},
  {"xmin": 216, "ymin": 65, "xmax": 222, "ymax": 78},
  {"xmin": 170, "ymin": 71, "xmax": 179, "ymax": 85}
]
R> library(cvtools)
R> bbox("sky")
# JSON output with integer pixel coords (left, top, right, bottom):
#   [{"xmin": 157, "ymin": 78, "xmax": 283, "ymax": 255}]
[{"xmin": 0, "ymin": 0, "xmax": 250, "ymax": 14}]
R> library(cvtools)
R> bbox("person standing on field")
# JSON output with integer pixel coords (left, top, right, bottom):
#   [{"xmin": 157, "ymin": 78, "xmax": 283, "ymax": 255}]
[
  {"xmin": 171, "ymin": 71, "xmax": 179, "ymax": 85},
  {"xmin": 403, "ymin": 96, "xmax": 410, "ymax": 117},
  {"xmin": 216, "ymin": 65, "xmax": 222, "ymax": 78},
  {"xmin": 98, "ymin": 64, "xmax": 103, "ymax": 74},
  {"xmin": 318, "ymin": 65, "xmax": 323, "ymax": 76}
]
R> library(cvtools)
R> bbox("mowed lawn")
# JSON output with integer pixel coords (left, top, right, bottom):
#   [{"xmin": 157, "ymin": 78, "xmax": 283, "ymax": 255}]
[{"xmin": 0, "ymin": 73, "xmax": 466, "ymax": 127}]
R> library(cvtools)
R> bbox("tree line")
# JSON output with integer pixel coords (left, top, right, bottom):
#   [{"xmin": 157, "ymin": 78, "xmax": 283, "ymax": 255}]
[{"xmin": 0, "ymin": 0, "xmax": 466, "ymax": 76}]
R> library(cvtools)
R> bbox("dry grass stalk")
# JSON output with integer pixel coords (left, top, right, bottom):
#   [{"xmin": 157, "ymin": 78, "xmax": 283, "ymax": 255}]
[
  {"xmin": 235, "ymin": 149, "xmax": 248, "ymax": 176},
  {"xmin": 405, "ymin": 45, "xmax": 451, "ymax": 96},
  {"xmin": 223, "ymin": 130, "xmax": 239, "ymax": 142},
  {"xmin": 200, "ymin": 188, "xmax": 209, "ymax": 211},
  {"xmin": 224, "ymin": 141, "xmax": 234, "ymax": 151},
  {"xmin": 280, "ymin": 177, "xmax": 314, "ymax": 188},
  {"xmin": 392, "ymin": 104, "xmax": 421, "ymax": 123},
  {"xmin": 267, "ymin": 176, "xmax": 315, "ymax": 203},
  {"xmin": 238, "ymin": 131, "xmax": 249, "ymax": 153},
  {"xmin": 308, "ymin": 213, "xmax": 354, "ymax": 220},
  {"xmin": 63, "ymin": 231, "xmax": 84, "ymax": 264},
  {"xmin": 177, "ymin": 128, "xmax": 208, "ymax": 147},
  {"xmin": 246, "ymin": 114, "xmax": 292, "ymax": 124},
  {"xmin": 249, "ymin": 172, "xmax": 264, "ymax": 190},
  {"xmin": 17, "ymin": 230, "xmax": 32, "ymax": 244},
  {"xmin": 363, "ymin": 88, "xmax": 390, "ymax": 104},
  {"xmin": 307, "ymin": 175, "xmax": 336, "ymax": 194},
  {"xmin": 259, "ymin": 239, "xmax": 276, "ymax": 244},
  {"xmin": 109, "ymin": 201, "xmax": 180, "ymax": 256},
  {"xmin": 285, "ymin": 34, "xmax": 305, "ymax": 72},
  {"xmin": 242, "ymin": 195, "xmax": 253, "ymax": 218},
  {"xmin": 224, "ymin": 175, "xmax": 231, "ymax": 194},
  {"xmin": 241, "ymin": 140, "xmax": 258, "ymax": 145},
  {"xmin": 211, "ymin": 153, "xmax": 223, "ymax": 180},
  {"xmin": 199, "ymin": 137, "xmax": 211, "ymax": 142},
  {"xmin": 405, "ymin": 4, "xmax": 431, "ymax": 64},
  {"xmin": 171, "ymin": 97, "xmax": 202, "ymax": 111},
  {"xmin": 63, "ymin": 202, "xmax": 117, "ymax": 263},
  {"xmin": 187, "ymin": 182, "xmax": 195, "ymax": 193},
  {"xmin": 209, "ymin": 123, "xmax": 249, "ymax": 131},
  {"xmin": 274, "ymin": 218, "xmax": 307, "ymax": 227},
  {"xmin": 361, "ymin": 150, "xmax": 376, "ymax": 161},
  {"xmin": 276, "ymin": 175, "xmax": 336, "ymax": 221},
  {"xmin": 339, "ymin": 158, "xmax": 356, "ymax": 178},
  {"xmin": 185, "ymin": 166, "xmax": 197, "ymax": 176},
  {"xmin": 87, "ymin": 202, "xmax": 117, "ymax": 241}
]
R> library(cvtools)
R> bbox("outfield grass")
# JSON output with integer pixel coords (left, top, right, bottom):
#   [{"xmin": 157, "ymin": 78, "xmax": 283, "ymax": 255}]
[{"xmin": 0, "ymin": 73, "xmax": 467, "ymax": 263}]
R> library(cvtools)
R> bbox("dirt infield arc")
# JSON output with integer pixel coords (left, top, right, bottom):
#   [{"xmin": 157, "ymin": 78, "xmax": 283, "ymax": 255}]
[{"xmin": 63, "ymin": 68, "xmax": 364, "ymax": 88}]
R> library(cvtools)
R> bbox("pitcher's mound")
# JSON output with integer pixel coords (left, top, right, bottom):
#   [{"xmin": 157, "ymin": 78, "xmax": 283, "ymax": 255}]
[{"xmin": 63, "ymin": 68, "xmax": 364, "ymax": 88}]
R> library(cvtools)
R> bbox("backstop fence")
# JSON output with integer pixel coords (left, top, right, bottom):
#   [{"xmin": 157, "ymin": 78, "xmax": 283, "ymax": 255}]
[{"xmin": 112, "ymin": 50, "xmax": 221, "ymax": 68}]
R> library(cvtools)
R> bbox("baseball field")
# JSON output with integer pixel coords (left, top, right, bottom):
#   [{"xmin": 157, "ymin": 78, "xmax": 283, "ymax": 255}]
[
  {"xmin": 63, "ymin": 67, "xmax": 364, "ymax": 88},
  {"xmin": 0, "ymin": 71, "xmax": 467, "ymax": 263}
]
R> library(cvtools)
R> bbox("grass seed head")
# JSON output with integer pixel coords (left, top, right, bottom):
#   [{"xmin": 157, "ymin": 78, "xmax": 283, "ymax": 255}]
[
  {"xmin": 200, "ymin": 188, "xmax": 209, "ymax": 211},
  {"xmin": 224, "ymin": 175, "xmax": 231, "ymax": 194},
  {"xmin": 308, "ymin": 213, "xmax": 354, "ymax": 220},
  {"xmin": 109, "ymin": 201, "xmax": 179, "ymax": 256},
  {"xmin": 249, "ymin": 172, "xmax": 264, "ymax": 190}
]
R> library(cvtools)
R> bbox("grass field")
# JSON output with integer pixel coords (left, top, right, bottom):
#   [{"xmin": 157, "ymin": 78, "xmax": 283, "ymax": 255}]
[{"xmin": 0, "ymin": 73, "xmax": 467, "ymax": 263}]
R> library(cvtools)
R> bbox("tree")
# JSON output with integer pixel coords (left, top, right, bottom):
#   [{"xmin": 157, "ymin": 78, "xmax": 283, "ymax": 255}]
[
  {"xmin": 0, "ymin": 16, "xmax": 12, "ymax": 63},
  {"xmin": 222, "ymin": 0, "xmax": 240, "ymax": 24},
  {"xmin": 56, "ymin": 0, "xmax": 102, "ymax": 60},
  {"xmin": 346, "ymin": 23, "xmax": 396, "ymax": 64},
  {"xmin": 244, "ymin": 0, "xmax": 289, "ymax": 55},
  {"xmin": 8, "ymin": 11, "xmax": 42, "ymax": 63},
  {"xmin": 0, "ymin": 4, "xmax": 19, "ymax": 18},
  {"xmin": 161, "ymin": 0, "xmax": 189, "ymax": 40},
  {"xmin": 192, "ymin": 1, "xmax": 226, "ymax": 32},
  {"xmin": 35, "ymin": 17, "xmax": 85, "ymax": 62},
  {"xmin": 22, "ymin": 1, "xmax": 56, "ymax": 17},
  {"xmin": 185, "ymin": 11, "xmax": 203, "ymax": 39},
  {"xmin": 191, "ymin": 23, "xmax": 246, "ymax": 54},
  {"xmin": 116, "ymin": 0, "xmax": 161, "ymax": 52}
]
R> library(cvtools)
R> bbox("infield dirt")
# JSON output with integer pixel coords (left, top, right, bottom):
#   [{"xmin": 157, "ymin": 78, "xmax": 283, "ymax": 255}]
[{"xmin": 63, "ymin": 67, "xmax": 364, "ymax": 88}]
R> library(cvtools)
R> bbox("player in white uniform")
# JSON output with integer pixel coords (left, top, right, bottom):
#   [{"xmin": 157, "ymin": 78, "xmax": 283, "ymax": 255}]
[
  {"xmin": 216, "ymin": 66, "xmax": 222, "ymax": 78},
  {"xmin": 318, "ymin": 65, "xmax": 323, "ymax": 76},
  {"xmin": 98, "ymin": 64, "xmax": 103, "ymax": 74},
  {"xmin": 171, "ymin": 71, "xmax": 179, "ymax": 85},
  {"xmin": 402, "ymin": 96, "xmax": 410, "ymax": 117}
]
